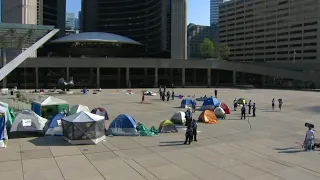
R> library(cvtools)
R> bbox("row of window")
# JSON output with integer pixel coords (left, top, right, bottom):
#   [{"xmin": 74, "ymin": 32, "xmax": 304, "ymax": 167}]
[
  {"xmin": 221, "ymin": 35, "xmax": 318, "ymax": 44},
  {"xmin": 220, "ymin": 27, "xmax": 317, "ymax": 35},
  {"xmin": 229, "ymin": 56, "xmax": 317, "ymax": 61},
  {"xmin": 227, "ymin": 43, "xmax": 317, "ymax": 49},
  {"xmin": 230, "ymin": 49, "xmax": 317, "ymax": 53}
]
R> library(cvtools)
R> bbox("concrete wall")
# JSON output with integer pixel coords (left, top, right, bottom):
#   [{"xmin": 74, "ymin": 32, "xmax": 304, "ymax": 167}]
[{"xmin": 171, "ymin": 0, "xmax": 187, "ymax": 59}]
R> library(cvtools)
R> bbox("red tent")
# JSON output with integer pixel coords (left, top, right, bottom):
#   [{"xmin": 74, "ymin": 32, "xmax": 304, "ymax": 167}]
[{"xmin": 219, "ymin": 102, "xmax": 230, "ymax": 114}]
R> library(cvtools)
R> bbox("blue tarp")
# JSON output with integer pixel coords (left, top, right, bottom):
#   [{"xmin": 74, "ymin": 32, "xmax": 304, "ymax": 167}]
[
  {"xmin": 181, "ymin": 98, "xmax": 193, "ymax": 108},
  {"xmin": 108, "ymin": 114, "xmax": 139, "ymax": 136},
  {"xmin": 45, "ymin": 113, "xmax": 65, "ymax": 136},
  {"xmin": 201, "ymin": 97, "xmax": 220, "ymax": 110}
]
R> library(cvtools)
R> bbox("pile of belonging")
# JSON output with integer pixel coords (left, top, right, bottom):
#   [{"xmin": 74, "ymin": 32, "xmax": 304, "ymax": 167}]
[{"xmin": 136, "ymin": 122, "xmax": 158, "ymax": 136}]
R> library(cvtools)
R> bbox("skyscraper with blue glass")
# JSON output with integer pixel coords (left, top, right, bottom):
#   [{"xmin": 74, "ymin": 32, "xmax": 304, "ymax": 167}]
[{"xmin": 210, "ymin": 0, "xmax": 223, "ymax": 26}]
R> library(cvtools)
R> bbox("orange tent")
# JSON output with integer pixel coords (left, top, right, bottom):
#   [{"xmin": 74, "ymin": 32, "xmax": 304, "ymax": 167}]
[{"xmin": 198, "ymin": 110, "xmax": 218, "ymax": 124}]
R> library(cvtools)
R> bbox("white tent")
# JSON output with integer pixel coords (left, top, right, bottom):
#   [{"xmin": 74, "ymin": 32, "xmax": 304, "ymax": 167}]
[
  {"xmin": 214, "ymin": 107, "xmax": 226, "ymax": 119},
  {"xmin": 170, "ymin": 111, "xmax": 186, "ymax": 125},
  {"xmin": 10, "ymin": 110, "xmax": 48, "ymax": 134},
  {"xmin": 62, "ymin": 111, "xmax": 105, "ymax": 145},
  {"xmin": 33, "ymin": 96, "xmax": 68, "ymax": 105},
  {"xmin": 0, "ymin": 101, "xmax": 8, "ymax": 108},
  {"xmin": 68, "ymin": 105, "xmax": 90, "ymax": 115}
]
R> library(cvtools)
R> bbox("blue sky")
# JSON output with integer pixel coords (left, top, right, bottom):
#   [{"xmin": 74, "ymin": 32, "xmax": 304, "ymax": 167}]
[{"xmin": 66, "ymin": 0, "xmax": 210, "ymax": 26}]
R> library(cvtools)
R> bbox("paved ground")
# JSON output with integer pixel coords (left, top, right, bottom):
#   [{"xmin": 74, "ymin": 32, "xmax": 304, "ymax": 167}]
[{"xmin": 1, "ymin": 88, "xmax": 320, "ymax": 180}]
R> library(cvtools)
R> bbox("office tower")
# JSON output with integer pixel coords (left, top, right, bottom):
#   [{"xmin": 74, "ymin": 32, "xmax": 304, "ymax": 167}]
[
  {"xmin": 210, "ymin": 0, "xmax": 223, "ymax": 26},
  {"xmin": 82, "ymin": 0, "xmax": 187, "ymax": 59},
  {"xmin": 2, "ymin": 0, "xmax": 38, "ymax": 24},
  {"xmin": 66, "ymin": 12, "xmax": 75, "ymax": 30},
  {"xmin": 37, "ymin": 0, "xmax": 66, "ymax": 37},
  {"xmin": 187, "ymin": 23, "xmax": 218, "ymax": 58},
  {"xmin": 78, "ymin": 11, "xmax": 82, "ymax": 31},
  {"xmin": 219, "ymin": 0, "xmax": 320, "ymax": 62}
]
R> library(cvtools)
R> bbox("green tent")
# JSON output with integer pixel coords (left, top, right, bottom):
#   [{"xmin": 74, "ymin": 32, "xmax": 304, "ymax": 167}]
[
  {"xmin": 0, "ymin": 104, "xmax": 13, "ymax": 130},
  {"xmin": 31, "ymin": 96, "xmax": 69, "ymax": 120}
]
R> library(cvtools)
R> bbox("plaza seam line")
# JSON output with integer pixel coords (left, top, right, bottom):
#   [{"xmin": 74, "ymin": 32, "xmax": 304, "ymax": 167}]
[
  {"xmin": 49, "ymin": 147, "xmax": 67, "ymax": 180},
  {"xmin": 19, "ymin": 143, "xmax": 25, "ymax": 180},
  {"xmin": 124, "ymin": 158, "xmax": 159, "ymax": 180}
]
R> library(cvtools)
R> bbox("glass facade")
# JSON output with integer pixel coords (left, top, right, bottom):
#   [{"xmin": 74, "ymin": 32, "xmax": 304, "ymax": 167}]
[
  {"xmin": 66, "ymin": 12, "xmax": 75, "ymax": 30},
  {"xmin": 210, "ymin": 0, "xmax": 223, "ymax": 26}
]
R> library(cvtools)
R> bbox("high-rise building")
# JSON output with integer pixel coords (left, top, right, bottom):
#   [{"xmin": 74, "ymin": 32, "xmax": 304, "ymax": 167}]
[
  {"xmin": 81, "ymin": 0, "xmax": 187, "ymax": 59},
  {"xmin": 187, "ymin": 23, "xmax": 219, "ymax": 58},
  {"xmin": 66, "ymin": 12, "xmax": 75, "ymax": 30},
  {"xmin": 2, "ymin": 0, "xmax": 38, "ymax": 24},
  {"xmin": 78, "ymin": 11, "xmax": 82, "ymax": 31},
  {"xmin": 37, "ymin": 0, "xmax": 66, "ymax": 37},
  {"xmin": 219, "ymin": 0, "xmax": 320, "ymax": 62},
  {"xmin": 210, "ymin": 0, "xmax": 223, "ymax": 26}
]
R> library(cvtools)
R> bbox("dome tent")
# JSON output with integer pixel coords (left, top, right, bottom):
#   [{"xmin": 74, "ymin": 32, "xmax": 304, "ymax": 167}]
[
  {"xmin": 107, "ymin": 114, "xmax": 139, "ymax": 136},
  {"xmin": 180, "ymin": 98, "xmax": 193, "ymax": 108},
  {"xmin": 10, "ymin": 110, "xmax": 48, "ymax": 135},
  {"xmin": 158, "ymin": 120, "xmax": 178, "ymax": 133},
  {"xmin": 31, "ymin": 96, "xmax": 69, "ymax": 120},
  {"xmin": 198, "ymin": 110, "xmax": 218, "ymax": 124},
  {"xmin": 170, "ymin": 111, "xmax": 186, "ymax": 125},
  {"xmin": 91, "ymin": 107, "xmax": 109, "ymax": 120},
  {"xmin": 68, "ymin": 104, "xmax": 90, "ymax": 115},
  {"xmin": 201, "ymin": 97, "xmax": 220, "ymax": 110},
  {"xmin": 62, "ymin": 111, "xmax": 105, "ymax": 145},
  {"xmin": 45, "ymin": 113, "xmax": 66, "ymax": 136},
  {"xmin": 219, "ymin": 102, "xmax": 230, "ymax": 114},
  {"xmin": 237, "ymin": 98, "xmax": 246, "ymax": 105},
  {"xmin": 214, "ymin": 107, "xmax": 226, "ymax": 119}
]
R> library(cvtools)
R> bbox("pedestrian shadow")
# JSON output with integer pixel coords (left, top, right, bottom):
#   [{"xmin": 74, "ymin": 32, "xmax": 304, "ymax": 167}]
[
  {"xmin": 275, "ymin": 146, "xmax": 305, "ymax": 154},
  {"xmin": 158, "ymin": 140, "xmax": 186, "ymax": 146},
  {"xmin": 278, "ymin": 149, "xmax": 305, "ymax": 154}
]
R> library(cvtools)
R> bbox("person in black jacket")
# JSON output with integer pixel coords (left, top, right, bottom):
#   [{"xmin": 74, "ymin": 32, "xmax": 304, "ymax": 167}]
[
  {"xmin": 248, "ymin": 100, "xmax": 252, "ymax": 114},
  {"xmin": 214, "ymin": 89, "xmax": 218, "ymax": 98},
  {"xmin": 192, "ymin": 119, "xmax": 198, "ymax": 141},
  {"xmin": 252, "ymin": 103, "xmax": 256, "ymax": 117},
  {"xmin": 184, "ymin": 126, "xmax": 193, "ymax": 145},
  {"xmin": 241, "ymin": 105, "xmax": 246, "ymax": 119},
  {"xmin": 171, "ymin": 91, "xmax": 175, "ymax": 100}
]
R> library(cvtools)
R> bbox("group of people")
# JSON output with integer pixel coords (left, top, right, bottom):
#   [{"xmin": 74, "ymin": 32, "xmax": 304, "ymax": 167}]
[
  {"xmin": 184, "ymin": 108, "xmax": 197, "ymax": 145},
  {"xmin": 233, "ymin": 99, "xmax": 256, "ymax": 119},
  {"xmin": 272, "ymin": 98, "xmax": 283, "ymax": 111},
  {"xmin": 158, "ymin": 85, "xmax": 175, "ymax": 101}
]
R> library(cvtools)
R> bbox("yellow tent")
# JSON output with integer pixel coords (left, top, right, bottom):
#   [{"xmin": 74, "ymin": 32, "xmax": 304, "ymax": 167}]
[
  {"xmin": 158, "ymin": 120, "xmax": 178, "ymax": 133},
  {"xmin": 198, "ymin": 110, "xmax": 218, "ymax": 124},
  {"xmin": 237, "ymin": 98, "xmax": 246, "ymax": 105}
]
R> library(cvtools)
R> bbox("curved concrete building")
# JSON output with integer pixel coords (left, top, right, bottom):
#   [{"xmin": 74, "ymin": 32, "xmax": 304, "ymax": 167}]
[{"xmin": 82, "ymin": 0, "xmax": 187, "ymax": 59}]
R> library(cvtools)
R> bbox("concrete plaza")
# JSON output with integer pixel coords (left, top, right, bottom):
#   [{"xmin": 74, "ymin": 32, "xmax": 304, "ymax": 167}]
[{"xmin": 1, "ymin": 88, "xmax": 320, "ymax": 180}]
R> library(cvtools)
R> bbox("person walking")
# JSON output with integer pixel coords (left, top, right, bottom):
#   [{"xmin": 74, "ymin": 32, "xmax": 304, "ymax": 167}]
[
  {"xmin": 278, "ymin": 99, "xmax": 283, "ymax": 111},
  {"xmin": 185, "ymin": 109, "xmax": 192, "ymax": 127},
  {"xmin": 192, "ymin": 119, "xmax": 198, "ymax": 141},
  {"xmin": 233, "ymin": 98, "xmax": 238, "ymax": 111},
  {"xmin": 248, "ymin": 100, "xmax": 252, "ymax": 114},
  {"xmin": 214, "ymin": 89, "xmax": 218, "ymax": 98},
  {"xmin": 252, "ymin": 103, "xmax": 256, "ymax": 117},
  {"xmin": 272, "ymin": 98, "xmax": 275, "ymax": 110},
  {"xmin": 166, "ymin": 91, "xmax": 170, "ymax": 101},
  {"xmin": 304, "ymin": 126, "xmax": 315, "ymax": 151},
  {"xmin": 184, "ymin": 126, "xmax": 193, "ymax": 145},
  {"xmin": 241, "ymin": 105, "xmax": 246, "ymax": 119},
  {"xmin": 171, "ymin": 91, "xmax": 175, "ymax": 100}
]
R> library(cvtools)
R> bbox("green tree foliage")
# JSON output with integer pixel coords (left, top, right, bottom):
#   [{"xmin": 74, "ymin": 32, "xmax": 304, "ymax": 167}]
[
  {"xmin": 199, "ymin": 38, "xmax": 215, "ymax": 58},
  {"xmin": 219, "ymin": 43, "xmax": 231, "ymax": 60}
]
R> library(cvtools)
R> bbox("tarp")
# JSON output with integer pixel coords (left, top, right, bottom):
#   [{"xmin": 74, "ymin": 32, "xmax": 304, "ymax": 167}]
[
  {"xmin": 68, "ymin": 104, "xmax": 90, "ymax": 115},
  {"xmin": 91, "ymin": 107, "xmax": 109, "ymax": 120},
  {"xmin": 136, "ymin": 123, "xmax": 158, "ymax": 136},
  {"xmin": 201, "ymin": 97, "xmax": 220, "ymax": 110},
  {"xmin": 10, "ymin": 110, "xmax": 48, "ymax": 133},
  {"xmin": 45, "ymin": 113, "xmax": 65, "ymax": 136},
  {"xmin": 180, "ymin": 98, "xmax": 193, "ymax": 108},
  {"xmin": 214, "ymin": 107, "xmax": 226, "ymax": 119},
  {"xmin": 237, "ymin": 98, "xmax": 246, "ymax": 105},
  {"xmin": 198, "ymin": 110, "xmax": 218, "ymax": 124},
  {"xmin": 158, "ymin": 120, "xmax": 178, "ymax": 133},
  {"xmin": 107, "ymin": 114, "xmax": 139, "ymax": 136},
  {"xmin": 170, "ymin": 111, "xmax": 186, "ymax": 125},
  {"xmin": 219, "ymin": 102, "xmax": 230, "ymax": 114}
]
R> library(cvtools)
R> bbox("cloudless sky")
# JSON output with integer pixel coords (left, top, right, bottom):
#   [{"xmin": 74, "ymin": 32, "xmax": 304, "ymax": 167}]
[{"xmin": 66, "ymin": 0, "xmax": 210, "ymax": 26}]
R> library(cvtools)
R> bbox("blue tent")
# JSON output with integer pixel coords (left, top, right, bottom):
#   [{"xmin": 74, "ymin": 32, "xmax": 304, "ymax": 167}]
[
  {"xmin": 107, "ymin": 114, "xmax": 139, "ymax": 136},
  {"xmin": 180, "ymin": 98, "xmax": 193, "ymax": 108},
  {"xmin": 201, "ymin": 97, "xmax": 220, "ymax": 110},
  {"xmin": 0, "ymin": 114, "xmax": 6, "ymax": 141},
  {"xmin": 45, "ymin": 113, "xmax": 65, "ymax": 136}
]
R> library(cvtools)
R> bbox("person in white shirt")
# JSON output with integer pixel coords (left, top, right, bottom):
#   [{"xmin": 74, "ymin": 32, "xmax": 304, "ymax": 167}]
[{"xmin": 305, "ymin": 127, "xmax": 315, "ymax": 151}]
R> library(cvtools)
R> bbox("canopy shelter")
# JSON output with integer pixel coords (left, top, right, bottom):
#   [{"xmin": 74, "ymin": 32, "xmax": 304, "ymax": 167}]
[
  {"xmin": 31, "ymin": 96, "xmax": 69, "ymax": 120},
  {"xmin": 91, "ymin": 107, "xmax": 109, "ymax": 120},
  {"xmin": 10, "ymin": 110, "xmax": 48, "ymax": 137},
  {"xmin": 201, "ymin": 97, "xmax": 220, "ymax": 110},
  {"xmin": 45, "ymin": 113, "xmax": 65, "ymax": 136},
  {"xmin": 158, "ymin": 120, "xmax": 178, "ymax": 133},
  {"xmin": 198, "ymin": 110, "xmax": 218, "ymax": 124},
  {"xmin": 68, "ymin": 104, "xmax": 90, "ymax": 115},
  {"xmin": 170, "ymin": 111, "xmax": 186, "ymax": 125},
  {"xmin": 62, "ymin": 111, "xmax": 105, "ymax": 145},
  {"xmin": 0, "ymin": 23, "xmax": 59, "ymax": 87},
  {"xmin": 107, "ymin": 114, "xmax": 139, "ymax": 136}
]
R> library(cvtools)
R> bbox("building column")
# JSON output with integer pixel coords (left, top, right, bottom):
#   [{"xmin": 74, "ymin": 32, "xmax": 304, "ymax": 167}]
[
  {"xmin": 35, "ymin": 67, "xmax": 39, "ymax": 89},
  {"xmin": 117, "ymin": 68, "xmax": 121, "ymax": 88},
  {"xmin": 193, "ymin": 69, "xmax": 197, "ymax": 85},
  {"xmin": 66, "ymin": 67, "xmax": 70, "ymax": 80},
  {"xmin": 182, "ymin": 68, "xmax": 185, "ymax": 87},
  {"xmin": 233, "ymin": 70, "xmax": 236, "ymax": 86},
  {"xmin": 96, "ymin": 67, "xmax": 100, "ymax": 88},
  {"xmin": 2, "ymin": 48, "xmax": 7, "ymax": 88},
  {"xmin": 261, "ymin": 75, "xmax": 265, "ymax": 87},
  {"xmin": 126, "ymin": 67, "xmax": 130, "ymax": 88},
  {"xmin": 170, "ymin": 68, "xmax": 174, "ymax": 85},
  {"xmin": 241, "ymin": 72, "xmax": 245, "ymax": 84},
  {"xmin": 207, "ymin": 69, "xmax": 211, "ymax": 87},
  {"xmin": 154, "ymin": 68, "xmax": 158, "ymax": 87}
]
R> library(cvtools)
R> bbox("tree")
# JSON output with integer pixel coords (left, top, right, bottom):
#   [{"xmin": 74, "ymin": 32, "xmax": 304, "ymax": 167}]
[
  {"xmin": 199, "ymin": 38, "xmax": 215, "ymax": 58},
  {"xmin": 219, "ymin": 43, "xmax": 231, "ymax": 60}
]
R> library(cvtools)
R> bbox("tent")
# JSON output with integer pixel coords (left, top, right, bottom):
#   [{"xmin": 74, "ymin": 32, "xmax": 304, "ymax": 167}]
[
  {"xmin": 180, "ymin": 98, "xmax": 193, "ymax": 108},
  {"xmin": 214, "ymin": 107, "xmax": 226, "ymax": 119},
  {"xmin": 107, "ymin": 114, "xmax": 139, "ymax": 136},
  {"xmin": 219, "ymin": 102, "xmax": 230, "ymax": 114},
  {"xmin": 31, "ymin": 96, "xmax": 69, "ymax": 120},
  {"xmin": 198, "ymin": 110, "xmax": 218, "ymax": 124},
  {"xmin": 91, "ymin": 107, "xmax": 109, "ymax": 120},
  {"xmin": 62, "ymin": 111, "xmax": 105, "ymax": 145},
  {"xmin": 170, "ymin": 111, "xmax": 186, "ymax": 125},
  {"xmin": 45, "ymin": 113, "xmax": 65, "ymax": 136},
  {"xmin": 0, "ymin": 101, "xmax": 8, "ymax": 108},
  {"xmin": 68, "ymin": 104, "xmax": 90, "ymax": 115},
  {"xmin": 201, "ymin": 97, "xmax": 220, "ymax": 110},
  {"xmin": 158, "ymin": 120, "xmax": 178, "ymax": 133},
  {"xmin": 0, "ymin": 105, "xmax": 13, "ymax": 130},
  {"xmin": 0, "ymin": 113, "xmax": 8, "ymax": 148},
  {"xmin": 237, "ymin": 98, "xmax": 246, "ymax": 105},
  {"xmin": 10, "ymin": 110, "xmax": 48, "ymax": 134}
]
